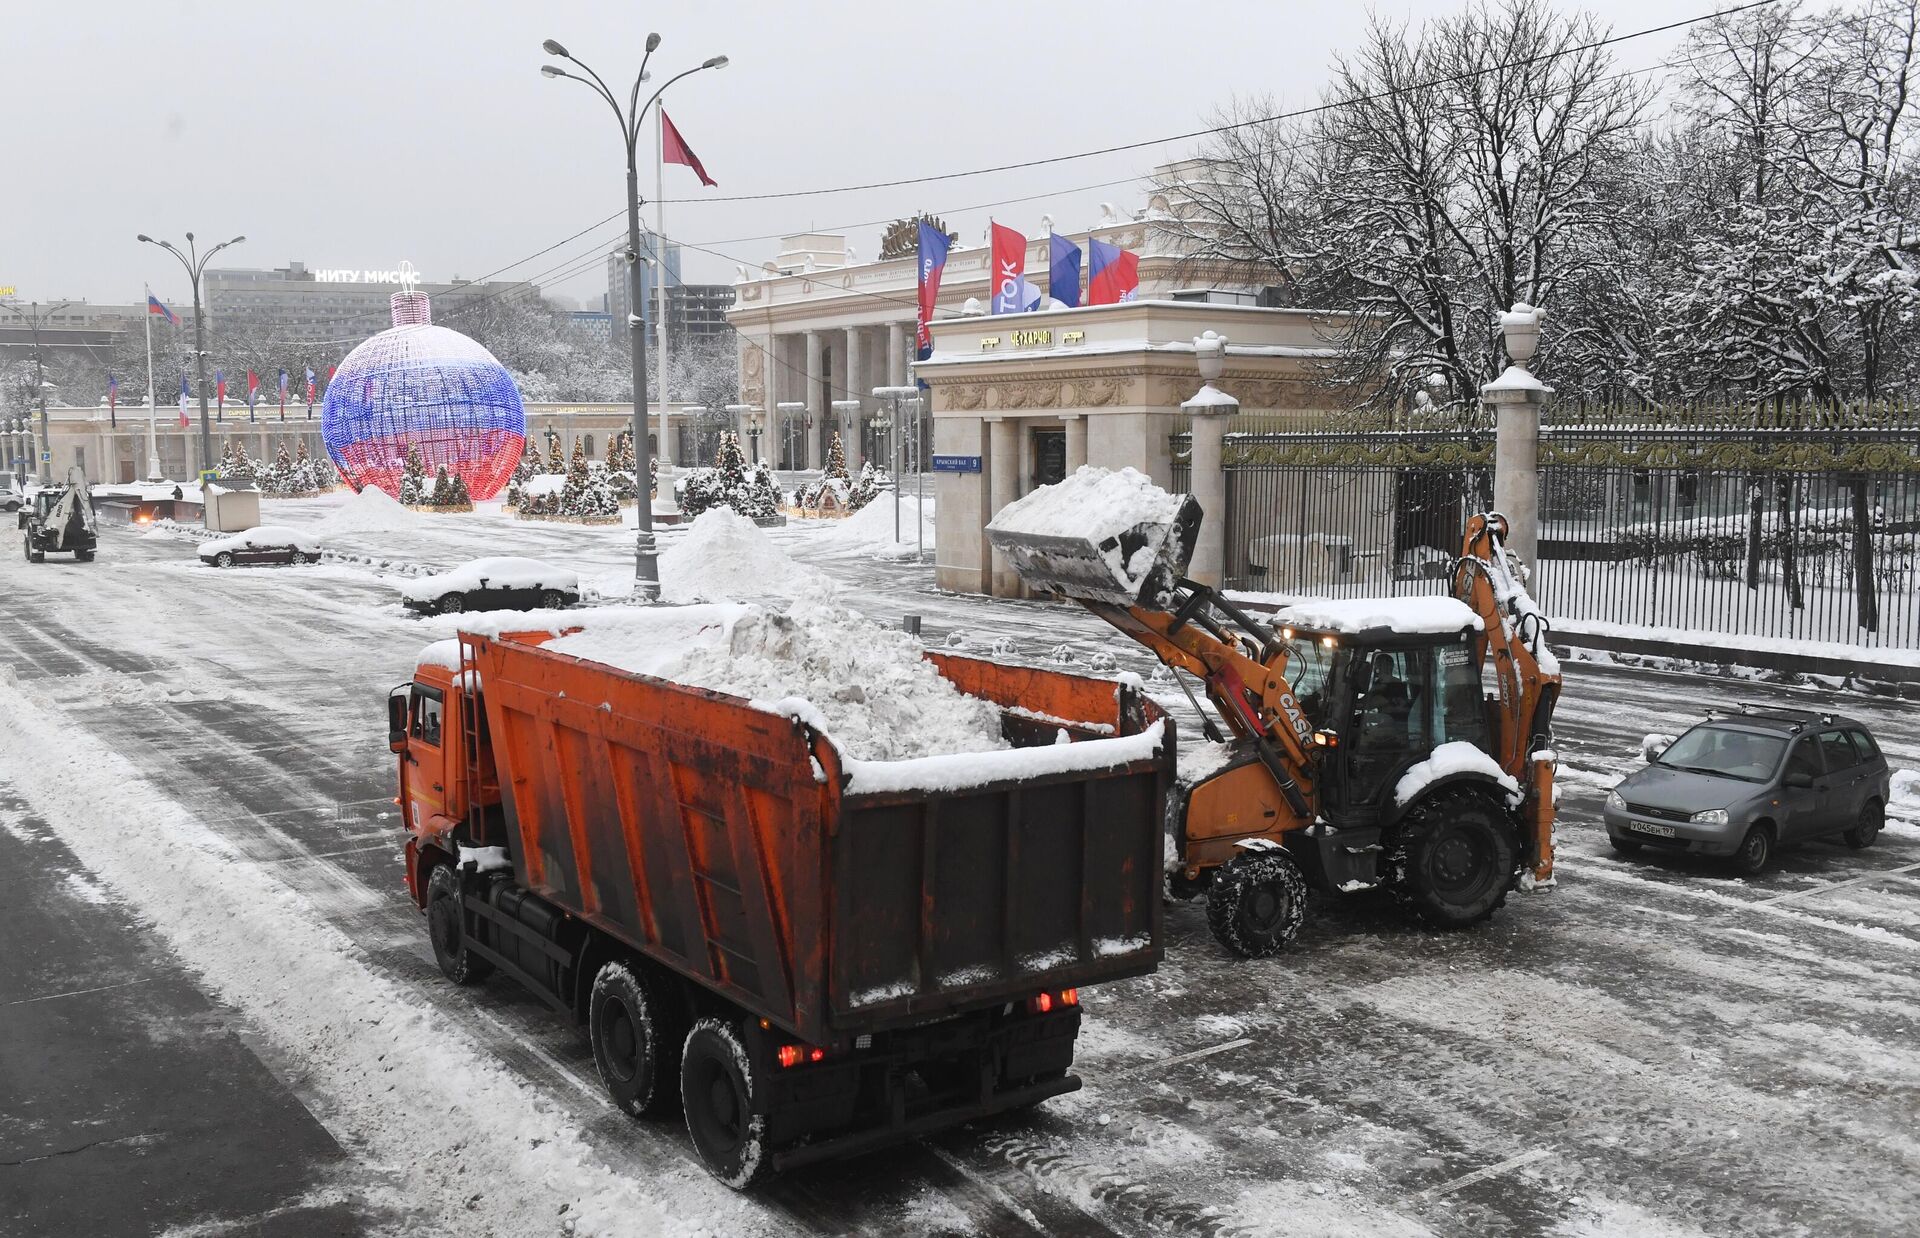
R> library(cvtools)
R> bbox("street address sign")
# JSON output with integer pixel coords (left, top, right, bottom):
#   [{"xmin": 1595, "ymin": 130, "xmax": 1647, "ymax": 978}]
[{"xmin": 932, "ymin": 454, "xmax": 981, "ymax": 474}]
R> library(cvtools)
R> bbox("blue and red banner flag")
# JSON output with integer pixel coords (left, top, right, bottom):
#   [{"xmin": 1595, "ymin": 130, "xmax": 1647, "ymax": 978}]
[
  {"xmin": 1048, "ymin": 232, "xmax": 1082, "ymax": 308},
  {"xmin": 178, "ymin": 372, "xmax": 191, "ymax": 427},
  {"xmin": 305, "ymin": 367, "xmax": 317, "ymax": 406},
  {"xmin": 661, "ymin": 110, "xmax": 717, "ymax": 188},
  {"xmin": 278, "ymin": 369, "xmax": 289, "ymax": 420},
  {"xmin": 989, "ymin": 222, "xmax": 1041, "ymax": 315},
  {"xmin": 915, "ymin": 219, "xmax": 951, "ymax": 363},
  {"xmin": 215, "ymin": 370, "xmax": 226, "ymax": 418},
  {"xmin": 107, "ymin": 374, "xmax": 118, "ymax": 424},
  {"xmin": 1087, "ymin": 238, "xmax": 1140, "ymax": 306},
  {"xmin": 148, "ymin": 294, "xmax": 179, "ymax": 326}
]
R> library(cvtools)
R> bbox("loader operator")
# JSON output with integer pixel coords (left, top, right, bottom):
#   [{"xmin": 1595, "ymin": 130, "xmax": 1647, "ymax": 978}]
[{"xmin": 1351, "ymin": 653, "xmax": 1417, "ymax": 792}]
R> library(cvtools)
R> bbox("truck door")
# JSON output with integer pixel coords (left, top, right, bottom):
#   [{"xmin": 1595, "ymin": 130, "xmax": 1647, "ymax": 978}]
[{"xmin": 405, "ymin": 685, "xmax": 450, "ymax": 832}]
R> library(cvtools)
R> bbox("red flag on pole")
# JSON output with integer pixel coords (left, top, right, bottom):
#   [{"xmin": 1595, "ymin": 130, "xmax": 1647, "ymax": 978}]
[{"xmin": 660, "ymin": 110, "xmax": 717, "ymax": 187}]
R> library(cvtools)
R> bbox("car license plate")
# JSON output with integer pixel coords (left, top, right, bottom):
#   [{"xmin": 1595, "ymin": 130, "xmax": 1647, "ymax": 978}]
[{"xmin": 1629, "ymin": 820, "xmax": 1677, "ymax": 838}]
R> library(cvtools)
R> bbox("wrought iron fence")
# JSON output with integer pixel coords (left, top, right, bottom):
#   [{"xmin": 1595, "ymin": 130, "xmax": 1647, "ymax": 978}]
[{"xmin": 1173, "ymin": 402, "xmax": 1920, "ymax": 649}]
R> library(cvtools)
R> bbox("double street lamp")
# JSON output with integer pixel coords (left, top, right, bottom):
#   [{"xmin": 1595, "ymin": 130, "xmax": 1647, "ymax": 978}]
[
  {"xmin": 540, "ymin": 34, "xmax": 727, "ymax": 599},
  {"xmin": 137, "ymin": 231, "xmax": 245, "ymax": 479}
]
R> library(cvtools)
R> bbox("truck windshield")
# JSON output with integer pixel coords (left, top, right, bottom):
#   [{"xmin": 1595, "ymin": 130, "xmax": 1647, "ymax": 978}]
[{"xmin": 1654, "ymin": 726, "xmax": 1784, "ymax": 782}]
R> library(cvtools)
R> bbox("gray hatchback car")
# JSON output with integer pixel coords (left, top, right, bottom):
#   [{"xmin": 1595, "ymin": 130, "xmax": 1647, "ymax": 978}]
[{"xmin": 1604, "ymin": 706, "xmax": 1891, "ymax": 874}]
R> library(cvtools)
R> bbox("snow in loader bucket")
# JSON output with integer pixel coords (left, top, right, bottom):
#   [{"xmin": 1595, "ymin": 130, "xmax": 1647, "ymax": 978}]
[{"xmin": 986, "ymin": 466, "xmax": 1202, "ymax": 609}]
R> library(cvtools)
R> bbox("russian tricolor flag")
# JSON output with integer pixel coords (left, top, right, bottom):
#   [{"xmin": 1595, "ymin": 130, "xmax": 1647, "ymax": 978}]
[
  {"xmin": 147, "ymin": 294, "xmax": 179, "ymax": 326},
  {"xmin": 1087, "ymin": 238, "xmax": 1140, "ymax": 306}
]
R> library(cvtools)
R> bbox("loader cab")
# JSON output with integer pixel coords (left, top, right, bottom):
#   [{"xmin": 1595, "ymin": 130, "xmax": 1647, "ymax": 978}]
[{"xmin": 1270, "ymin": 602, "xmax": 1492, "ymax": 824}]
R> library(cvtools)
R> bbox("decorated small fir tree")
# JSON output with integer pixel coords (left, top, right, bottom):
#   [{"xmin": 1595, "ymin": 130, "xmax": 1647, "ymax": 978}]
[{"xmin": 399, "ymin": 444, "xmax": 428, "ymax": 505}]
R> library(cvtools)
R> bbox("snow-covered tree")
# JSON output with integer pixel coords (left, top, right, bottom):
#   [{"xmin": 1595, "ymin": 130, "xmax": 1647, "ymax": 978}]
[
  {"xmin": 544, "ymin": 429, "xmax": 565, "ymax": 474},
  {"xmin": 399, "ymin": 444, "xmax": 427, "ymax": 506},
  {"xmin": 289, "ymin": 442, "xmax": 318, "ymax": 495},
  {"xmin": 260, "ymin": 444, "xmax": 292, "ymax": 494},
  {"xmin": 229, "ymin": 441, "xmax": 259, "ymax": 484},
  {"xmin": 505, "ymin": 451, "xmax": 539, "ymax": 509},
  {"xmin": 797, "ymin": 432, "xmax": 853, "ymax": 512},
  {"xmin": 848, "ymin": 460, "xmax": 884, "ymax": 512}
]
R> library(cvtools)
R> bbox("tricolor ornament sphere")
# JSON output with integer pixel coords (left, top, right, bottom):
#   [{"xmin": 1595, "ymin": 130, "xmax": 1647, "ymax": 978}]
[{"xmin": 320, "ymin": 289, "xmax": 525, "ymax": 500}]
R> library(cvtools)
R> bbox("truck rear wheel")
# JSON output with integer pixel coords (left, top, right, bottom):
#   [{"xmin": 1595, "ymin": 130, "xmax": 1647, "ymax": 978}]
[
  {"xmin": 1204, "ymin": 848, "xmax": 1307, "ymax": 958},
  {"xmin": 680, "ymin": 1018, "xmax": 769, "ymax": 1189},
  {"xmin": 74, "ymin": 548, "xmax": 94, "ymax": 562},
  {"xmin": 590, "ymin": 961, "xmax": 678, "ymax": 1118},
  {"xmin": 426, "ymin": 865, "xmax": 493, "ymax": 986},
  {"xmin": 1387, "ymin": 786, "xmax": 1516, "ymax": 929}
]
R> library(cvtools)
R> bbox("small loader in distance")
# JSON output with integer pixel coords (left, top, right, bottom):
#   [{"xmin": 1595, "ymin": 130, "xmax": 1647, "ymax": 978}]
[
  {"xmin": 19, "ymin": 467, "xmax": 98, "ymax": 563},
  {"xmin": 989, "ymin": 480, "xmax": 1560, "ymax": 957}
]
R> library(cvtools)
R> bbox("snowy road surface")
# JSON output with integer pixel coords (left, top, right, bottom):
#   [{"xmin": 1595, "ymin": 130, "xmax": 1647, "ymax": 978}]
[{"xmin": 3, "ymin": 495, "xmax": 1917, "ymax": 1237}]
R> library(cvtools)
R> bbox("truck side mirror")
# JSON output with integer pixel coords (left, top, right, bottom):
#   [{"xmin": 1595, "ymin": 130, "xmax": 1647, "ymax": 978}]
[{"xmin": 388, "ymin": 686, "xmax": 410, "ymax": 753}]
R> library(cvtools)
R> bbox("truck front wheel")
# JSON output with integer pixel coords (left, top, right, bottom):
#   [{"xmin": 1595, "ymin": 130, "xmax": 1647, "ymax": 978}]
[
  {"xmin": 425, "ymin": 865, "xmax": 493, "ymax": 985},
  {"xmin": 590, "ymin": 961, "xmax": 678, "ymax": 1118},
  {"xmin": 1204, "ymin": 849, "xmax": 1307, "ymax": 958},
  {"xmin": 680, "ymin": 1018, "xmax": 770, "ymax": 1189}
]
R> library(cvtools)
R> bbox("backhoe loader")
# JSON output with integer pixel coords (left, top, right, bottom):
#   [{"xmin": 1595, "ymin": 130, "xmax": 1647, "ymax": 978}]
[{"xmin": 989, "ymin": 487, "xmax": 1559, "ymax": 957}]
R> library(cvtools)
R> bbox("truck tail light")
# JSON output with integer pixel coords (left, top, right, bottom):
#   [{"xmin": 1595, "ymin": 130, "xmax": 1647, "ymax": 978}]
[
  {"xmin": 778, "ymin": 1044, "xmax": 828, "ymax": 1069},
  {"xmin": 1027, "ymin": 989, "xmax": 1078, "ymax": 1015},
  {"xmin": 1059, "ymin": 988, "xmax": 1079, "ymax": 1006}
]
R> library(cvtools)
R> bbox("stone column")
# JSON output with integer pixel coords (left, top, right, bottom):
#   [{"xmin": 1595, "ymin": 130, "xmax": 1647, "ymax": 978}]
[
  {"xmin": 987, "ymin": 416, "xmax": 1021, "ymax": 597},
  {"xmin": 804, "ymin": 330, "xmax": 825, "ymax": 469},
  {"xmin": 844, "ymin": 328, "xmax": 865, "ymax": 471},
  {"xmin": 1185, "ymin": 408, "xmax": 1234, "ymax": 589},
  {"xmin": 776, "ymin": 402, "xmax": 805, "ymax": 472},
  {"xmin": 1063, "ymin": 414, "xmax": 1088, "ymax": 475},
  {"xmin": 888, "ymin": 321, "xmax": 908, "ymax": 387},
  {"xmin": 1485, "ymin": 373, "xmax": 1546, "ymax": 570}
]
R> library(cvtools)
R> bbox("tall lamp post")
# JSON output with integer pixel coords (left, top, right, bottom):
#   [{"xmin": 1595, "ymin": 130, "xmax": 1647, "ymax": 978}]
[
  {"xmin": 0, "ymin": 299, "xmax": 73, "ymax": 483},
  {"xmin": 541, "ymin": 34, "xmax": 727, "ymax": 599},
  {"xmin": 724, "ymin": 403, "xmax": 762, "ymax": 463},
  {"xmin": 137, "ymin": 232, "xmax": 244, "ymax": 480}
]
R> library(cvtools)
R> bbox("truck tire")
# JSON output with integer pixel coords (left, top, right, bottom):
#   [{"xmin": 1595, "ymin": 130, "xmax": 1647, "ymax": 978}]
[
  {"xmin": 425, "ymin": 865, "xmax": 493, "ymax": 986},
  {"xmin": 1204, "ymin": 849, "xmax": 1307, "ymax": 958},
  {"xmin": 680, "ymin": 1018, "xmax": 770, "ymax": 1189},
  {"xmin": 590, "ymin": 961, "xmax": 678, "ymax": 1118},
  {"xmin": 1387, "ymin": 786, "xmax": 1516, "ymax": 929},
  {"xmin": 25, "ymin": 537, "xmax": 43, "ymax": 564},
  {"xmin": 75, "ymin": 548, "xmax": 94, "ymax": 562}
]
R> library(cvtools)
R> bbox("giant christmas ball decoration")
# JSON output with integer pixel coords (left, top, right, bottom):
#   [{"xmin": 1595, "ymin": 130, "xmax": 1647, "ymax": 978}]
[{"xmin": 321, "ymin": 289, "xmax": 525, "ymax": 500}]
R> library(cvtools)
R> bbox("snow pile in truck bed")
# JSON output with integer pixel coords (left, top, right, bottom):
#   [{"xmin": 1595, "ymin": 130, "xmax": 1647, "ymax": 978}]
[
  {"xmin": 318, "ymin": 484, "xmax": 418, "ymax": 534},
  {"xmin": 659, "ymin": 509, "xmax": 832, "ymax": 602},
  {"xmin": 987, "ymin": 465, "xmax": 1184, "ymax": 542}
]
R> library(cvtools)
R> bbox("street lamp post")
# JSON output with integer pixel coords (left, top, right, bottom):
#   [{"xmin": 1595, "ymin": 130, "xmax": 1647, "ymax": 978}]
[
  {"xmin": 137, "ymin": 232, "xmax": 244, "ymax": 480},
  {"xmin": 0, "ymin": 299, "xmax": 73, "ymax": 484},
  {"xmin": 542, "ymin": 34, "xmax": 727, "ymax": 600},
  {"xmin": 724, "ymin": 403, "xmax": 761, "ymax": 463}
]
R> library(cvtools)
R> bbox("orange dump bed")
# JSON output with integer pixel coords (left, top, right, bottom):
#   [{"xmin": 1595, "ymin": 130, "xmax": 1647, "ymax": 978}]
[{"xmin": 465, "ymin": 632, "xmax": 1171, "ymax": 1048}]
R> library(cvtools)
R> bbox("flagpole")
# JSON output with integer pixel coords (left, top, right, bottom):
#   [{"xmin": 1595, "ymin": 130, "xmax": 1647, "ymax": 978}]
[
  {"xmin": 144, "ymin": 284, "xmax": 160, "ymax": 480},
  {"xmin": 654, "ymin": 99, "xmax": 672, "ymax": 474}
]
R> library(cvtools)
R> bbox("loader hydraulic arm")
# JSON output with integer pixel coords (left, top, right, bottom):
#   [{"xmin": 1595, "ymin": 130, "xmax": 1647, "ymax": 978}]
[
  {"xmin": 1083, "ymin": 584, "xmax": 1316, "ymax": 816},
  {"xmin": 1452, "ymin": 512, "xmax": 1562, "ymax": 882}
]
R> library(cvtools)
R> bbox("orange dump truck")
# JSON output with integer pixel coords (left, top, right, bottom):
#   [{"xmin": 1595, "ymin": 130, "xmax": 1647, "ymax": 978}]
[{"xmin": 388, "ymin": 621, "xmax": 1171, "ymax": 1187}]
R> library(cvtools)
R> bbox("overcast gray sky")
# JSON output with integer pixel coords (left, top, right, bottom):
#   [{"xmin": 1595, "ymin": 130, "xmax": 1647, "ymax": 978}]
[{"xmin": 9, "ymin": 0, "xmax": 1700, "ymax": 310}]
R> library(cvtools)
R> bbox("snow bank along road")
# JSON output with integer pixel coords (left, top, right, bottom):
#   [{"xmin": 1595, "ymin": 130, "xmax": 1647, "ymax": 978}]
[{"xmin": 2, "ymin": 500, "xmax": 1917, "ymax": 1237}]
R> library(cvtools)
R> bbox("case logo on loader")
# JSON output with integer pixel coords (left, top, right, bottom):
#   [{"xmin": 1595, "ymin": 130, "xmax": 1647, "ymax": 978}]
[{"xmin": 1275, "ymin": 691, "xmax": 1311, "ymax": 741}]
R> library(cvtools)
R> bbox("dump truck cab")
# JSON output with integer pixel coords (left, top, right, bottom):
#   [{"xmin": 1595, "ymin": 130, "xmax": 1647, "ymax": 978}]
[{"xmin": 388, "ymin": 644, "xmax": 508, "ymax": 902}]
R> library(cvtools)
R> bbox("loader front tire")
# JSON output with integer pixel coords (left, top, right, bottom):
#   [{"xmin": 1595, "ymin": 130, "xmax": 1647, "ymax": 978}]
[
  {"xmin": 591, "ymin": 960, "xmax": 678, "ymax": 1118},
  {"xmin": 425, "ymin": 864, "xmax": 493, "ymax": 986},
  {"xmin": 1204, "ymin": 849, "xmax": 1307, "ymax": 958},
  {"xmin": 681, "ymin": 1018, "xmax": 770, "ymax": 1189},
  {"xmin": 1387, "ymin": 786, "xmax": 1516, "ymax": 929}
]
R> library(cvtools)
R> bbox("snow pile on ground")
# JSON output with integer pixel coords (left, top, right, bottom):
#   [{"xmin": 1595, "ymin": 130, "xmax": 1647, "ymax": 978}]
[
  {"xmin": 1643, "ymin": 732, "xmax": 1678, "ymax": 761},
  {"xmin": 1893, "ymin": 769, "xmax": 1920, "ymax": 806},
  {"xmin": 659, "ymin": 509, "xmax": 831, "ymax": 602},
  {"xmin": 399, "ymin": 556, "xmax": 577, "ymax": 603},
  {"xmin": 318, "ymin": 484, "xmax": 418, "ymax": 534},
  {"xmin": 822, "ymin": 493, "xmax": 934, "ymax": 560},
  {"xmin": 1393, "ymin": 740, "xmax": 1520, "ymax": 806},
  {"xmin": 554, "ymin": 600, "xmax": 1007, "ymax": 762}
]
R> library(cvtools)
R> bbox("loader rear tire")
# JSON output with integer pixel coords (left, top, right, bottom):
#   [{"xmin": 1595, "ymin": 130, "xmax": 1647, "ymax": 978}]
[
  {"xmin": 1387, "ymin": 786, "xmax": 1516, "ymax": 930},
  {"xmin": 681, "ymin": 1018, "xmax": 771, "ymax": 1189},
  {"xmin": 426, "ymin": 864, "xmax": 493, "ymax": 986},
  {"xmin": 1204, "ymin": 849, "xmax": 1307, "ymax": 958},
  {"xmin": 74, "ymin": 549, "xmax": 94, "ymax": 562},
  {"xmin": 591, "ymin": 960, "xmax": 678, "ymax": 1118}
]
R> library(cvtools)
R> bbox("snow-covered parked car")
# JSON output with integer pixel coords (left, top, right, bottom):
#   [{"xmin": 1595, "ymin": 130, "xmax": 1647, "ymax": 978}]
[
  {"xmin": 399, "ymin": 556, "xmax": 579, "ymax": 615},
  {"xmin": 198, "ymin": 525, "xmax": 324, "ymax": 568}
]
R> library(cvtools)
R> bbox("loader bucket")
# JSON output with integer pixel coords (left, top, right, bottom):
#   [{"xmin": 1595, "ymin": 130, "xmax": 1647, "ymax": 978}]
[{"xmin": 988, "ymin": 494, "xmax": 1203, "ymax": 608}]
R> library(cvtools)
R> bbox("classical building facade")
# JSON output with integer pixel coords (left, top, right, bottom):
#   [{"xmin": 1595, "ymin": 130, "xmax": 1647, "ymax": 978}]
[{"xmin": 915, "ymin": 301, "xmax": 1341, "ymax": 596}]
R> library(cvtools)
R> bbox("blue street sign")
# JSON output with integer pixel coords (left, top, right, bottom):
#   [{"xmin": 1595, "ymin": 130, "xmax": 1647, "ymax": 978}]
[{"xmin": 932, "ymin": 454, "xmax": 981, "ymax": 474}]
